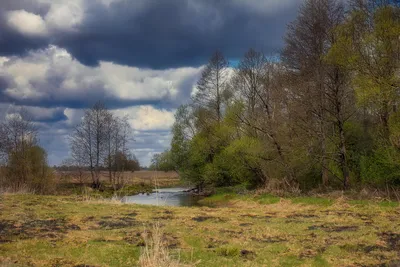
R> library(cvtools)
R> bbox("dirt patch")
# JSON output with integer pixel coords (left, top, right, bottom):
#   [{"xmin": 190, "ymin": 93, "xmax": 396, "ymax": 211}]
[
  {"xmin": 299, "ymin": 249, "xmax": 318, "ymax": 259},
  {"xmin": 308, "ymin": 224, "xmax": 359, "ymax": 232},
  {"xmin": 340, "ymin": 243, "xmax": 388, "ymax": 254},
  {"xmin": 152, "ymin": 215, "xmax": 173, "ymax": 220},
  {"xmin": 240, "ymin": 214, "xmax": 270, "ymax": 220},
  {"xmin": 162, "ymin": 233, "xmax": 180, "ymax": 248},
  {"xmin": 25, "ymin": 201, "xmax": 40, "ymax": 206},
  {"xmin": 359, "ymin": 260, "xmax": 400, "ymax": 267},
  {"xmin": 251, "ymin": 236, "xmax": 287, "ymax": 243},
  {"xmin": 0, "ymin": 220, "xmax": 16, "ymax": 234},
  {"xmin": 287, "ymin": 214, "xmax": 318, "ymax": 219},
  {"xmin": 0, "ymin": 218, "xmax": 79, "ymax": 241},
  {"xmin": 82, "ymin": 216, "xmax": 95, "ymax": 222},
  {"xmin": 380, "ymin": 232, "xmax": 400, "ymax": 252},
  {"xmin": 219, "ymin": 229, "xmax": 243, "ymax": 237},
  {"xmin": 124, "ymin": 231, "xmax": 180, "ymax": 248},
  {"xmin": 67, "ymin": 224, "xmax": 81, "ymax": 230},
  {"xmin": 192, "ymin": 216, "xmax": 212, "ymax": 222},
  {"xmin": 98, "ymin": 217, "xmax": 137, "ymax": 229},
  {"xmin": 239, "ymin": 223, "xmax": 253, "ymax": 227},
  {"xmin": 124, "ymin": 232, "xmax": 146, "ymax": 246},
  {"xmin": 285, "ymin": 219, "xmax": 306, "ymax": 224},
  {"xmin": 240, "ymin": 249, "xmax": 256, "ymax": 260},
  {"xmin": 192, "ymin": 216, "xmax": 226, "ymax": 222}
]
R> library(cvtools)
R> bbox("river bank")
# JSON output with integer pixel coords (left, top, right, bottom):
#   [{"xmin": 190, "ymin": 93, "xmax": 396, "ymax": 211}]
[{"xmin": 1, "ymin": 193, "xmax": 399, "ymax": 266}]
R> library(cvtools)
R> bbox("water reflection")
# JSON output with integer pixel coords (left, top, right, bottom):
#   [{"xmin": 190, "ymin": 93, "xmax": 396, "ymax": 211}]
[{"xmin": 121, "ymin": 187, "xmax": 202, "ymax": 207}]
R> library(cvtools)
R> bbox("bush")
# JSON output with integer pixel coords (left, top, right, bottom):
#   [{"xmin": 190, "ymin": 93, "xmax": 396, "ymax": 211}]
[
  {"xmin": 360, "ymin": 146, "xmax": 400, "ymax": 187},
  {"xmin": 2, "ymin": 145, "xmax": 55, "ymax": 194}
]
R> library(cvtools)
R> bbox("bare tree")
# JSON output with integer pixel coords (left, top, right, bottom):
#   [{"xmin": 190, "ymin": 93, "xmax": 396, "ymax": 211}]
[
  {"xmin": 283, "ymin": 0, "xmax": 351, "ymax": 188},
  {"xmin": 105, "ymin": 115, "xmax": 132, "ymax": 190},
  {"xmin": 193, "ymin": 50, "xmax": 230, "ymax": 124},
  {"xmin": 70, "ymin": 102, "xmax": 133, "ymax": 191},
  {"xmin": 70, "ymin": 102, "xmax": 109, "ymax": 188},
  {"xmin": 234, "ymin": 49, "xmax": 268, "ymax": 123}
]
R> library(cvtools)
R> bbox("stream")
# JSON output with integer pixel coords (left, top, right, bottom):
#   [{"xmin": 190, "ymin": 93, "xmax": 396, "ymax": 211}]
[{"xmin": 120, "ymin": 187, "xmax": 203, "ymax": 207}]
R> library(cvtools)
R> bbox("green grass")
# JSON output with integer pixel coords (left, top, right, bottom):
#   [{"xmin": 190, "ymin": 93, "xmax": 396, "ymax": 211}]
[
  {"xmin": 349, "ymin": 199, "xmax": 399, "ymax": 208},
  {"xmin": 0, "ymin": 193, "xmax": 399, "ymax": 266},
  {"xmin": 254, "ymin": 193, "xmax": 280, "ymax": 204},
  {"xmin": 290, "ymin": 196, "xmax": 333, "ymax": 206}
]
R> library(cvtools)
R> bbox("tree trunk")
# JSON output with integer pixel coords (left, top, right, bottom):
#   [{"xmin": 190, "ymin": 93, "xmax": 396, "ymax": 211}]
[{"xmin": 338, "ymin": 121, "xmax": 350, "ymax": 190}]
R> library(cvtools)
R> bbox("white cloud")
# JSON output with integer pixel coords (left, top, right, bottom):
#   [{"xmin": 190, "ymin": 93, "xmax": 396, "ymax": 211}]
[
  {"xmin": 0, "ymin": 45, "xmax": 201, "ymax": 105},
  {"xmin": 44, "ymin": 1, "xmax": 84, "ymax": 31},
  {"xmin": 0, "ymin": 57, "xmax": 10, "ymax": 67},
  {"xmin": 63, "ymin": 108, "xmax": 84, "ymax": 126},
  {"xmin": 114, "ymin": 106, "xmax": 175, "ymax": 131},
  {"xmin": 6, "ymin": 10, "xmax": 48, "ymax": 37},
  {"xmin": 6, "ymin": 1, "xmax": 84, "ymax": 37},
  {"xmin": 99, "ymin": 62, "xmax": 200, "ymax": 101}
]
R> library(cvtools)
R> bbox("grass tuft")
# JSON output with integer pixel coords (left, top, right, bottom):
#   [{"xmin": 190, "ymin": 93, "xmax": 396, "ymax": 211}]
[{"xmin": 139, "ymin": 222, "xmax": 192, "ymax": 267}]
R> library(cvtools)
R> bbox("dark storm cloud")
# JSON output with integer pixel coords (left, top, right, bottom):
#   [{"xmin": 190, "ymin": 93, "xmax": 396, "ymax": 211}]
[
  {"xmin": 0, "ymin": 0, "xmax": 301, "ymax": 166},
  {"xmin": 0, "ymin": 0, "xmax": 300, "ymax": 69},
  {"xmin": 0, "ymin": 47, "xmax": 201, "ymax": 111},
  {"xmin": 0, "ymin": 69, "xmax": 197, "ymax": 111}
]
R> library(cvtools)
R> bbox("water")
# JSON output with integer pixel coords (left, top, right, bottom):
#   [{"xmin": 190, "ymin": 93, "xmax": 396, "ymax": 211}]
[{"xmin": 121, "ymin": 187, "xmax": 202, "ymax": 207}]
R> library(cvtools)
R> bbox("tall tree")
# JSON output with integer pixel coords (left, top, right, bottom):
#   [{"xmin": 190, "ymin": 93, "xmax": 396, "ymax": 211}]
[
  {"xmin": 331, "ymin": 1, "xmax": 400, "ymax": 137},
  {"xmin": 71, "ymin": 102, "xmax": 109, "ymax": 188},
  {"xmin": 193, "ymin": 50, "xmax": 229, "ymax": 124},
  {"xmin": 283, "ymin": 0, "xmax": 350, "ymax": 188}
]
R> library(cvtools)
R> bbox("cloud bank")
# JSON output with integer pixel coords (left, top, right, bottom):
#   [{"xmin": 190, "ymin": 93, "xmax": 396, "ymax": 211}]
[{"xmin": 0, "ymin": 0, "xmax": 300, "ymax": 166}]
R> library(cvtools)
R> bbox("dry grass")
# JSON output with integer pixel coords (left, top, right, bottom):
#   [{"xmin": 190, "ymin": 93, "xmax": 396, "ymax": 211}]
[
  {"xmin": 139, "ymin": 222, "xmax": 189, "ymax": 267},
  {"xmin": 57, "ymin": 170, "xmax": 179, "ymax": 183},
  {"xmin": 1, "ymin": 193, "xmax": 399, "ymax": 266},
  {"xmin": 0, "ymin": 184, "xmax": 35, "ymax": 195},
  {"xmin": 56, "ymin": 170, "xmax": 180, "ymax": 189}
]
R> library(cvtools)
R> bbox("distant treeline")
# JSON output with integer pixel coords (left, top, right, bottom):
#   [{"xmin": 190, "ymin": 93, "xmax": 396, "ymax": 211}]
[
  {"xmin": 0, "ymin": 103, "xmax": 141, "ymax": 193},
  {"xmin": 150, "ymin": 0, "xmax": 400, "ymax": 192},
  {"xmin": 54, "ymin": 162, "xmax": 140, "ymax": 173}
]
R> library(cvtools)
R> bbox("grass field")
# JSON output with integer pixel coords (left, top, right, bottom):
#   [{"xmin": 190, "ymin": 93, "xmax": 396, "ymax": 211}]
[
  {"xmin": 57, "ymin": 170, "xmax": 179, "ymax": 185},
  {"xmin": 1, "ymin": 192, "xmax": 399, "ymax": 266},
  {"xmin": 55, "ymin": 170, "xmax": 181, "ymax": 197}
]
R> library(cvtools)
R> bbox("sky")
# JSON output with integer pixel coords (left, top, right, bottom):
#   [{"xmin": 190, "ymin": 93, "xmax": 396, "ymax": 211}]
[{"xmin": 0, "ymin": 0, "xmax": 301, "ymax": 167}]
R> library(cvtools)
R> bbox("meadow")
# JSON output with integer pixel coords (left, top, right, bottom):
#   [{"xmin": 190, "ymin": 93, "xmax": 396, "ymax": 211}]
[
  {"xmin": 55, "ymin": 170, "xmax": 181, "ymax": 198},
  {"xmin": 1, "ymin": 189, "xmax": 399, "ymax": 267}
]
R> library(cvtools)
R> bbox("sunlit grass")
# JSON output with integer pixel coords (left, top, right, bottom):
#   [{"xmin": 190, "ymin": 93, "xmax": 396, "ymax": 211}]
[{"xmin": 1, "ymin": 193, "xmax": 399, "ymax": 266}]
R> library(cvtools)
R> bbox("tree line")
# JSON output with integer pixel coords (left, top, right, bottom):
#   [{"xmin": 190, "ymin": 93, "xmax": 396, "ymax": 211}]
[
  {"xmin": 150, "ymin": 0, "xmax": 400, "ymax": 192},
  {"xmin": 0, "ymin": 103, "xmax": 139, "ymax": 193}
]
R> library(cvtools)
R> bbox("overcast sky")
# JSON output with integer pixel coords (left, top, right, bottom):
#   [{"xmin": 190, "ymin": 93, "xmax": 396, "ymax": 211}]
[{"xmin": 0, "ymin": 0, "xmax": 301, "ymax": 166}]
